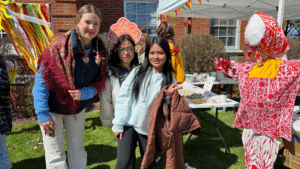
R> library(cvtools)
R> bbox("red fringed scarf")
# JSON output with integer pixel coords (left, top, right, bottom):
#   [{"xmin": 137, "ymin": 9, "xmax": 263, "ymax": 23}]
[{"xmin": 37, "ymin": 30, "xmax": 109, "ymax": 115}]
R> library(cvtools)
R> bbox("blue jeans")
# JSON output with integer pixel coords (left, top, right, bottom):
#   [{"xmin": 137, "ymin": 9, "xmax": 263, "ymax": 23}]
[{"xmin": 0, "ymin": 134, "xmax": 12, "ymax": 169}]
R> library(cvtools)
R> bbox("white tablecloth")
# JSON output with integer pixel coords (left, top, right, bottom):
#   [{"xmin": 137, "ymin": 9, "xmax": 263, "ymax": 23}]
[
  {"xmin": 189, "ymin": 77, "xmax": 238, "ymax": 85},
  {"xmin": 185, "ymin": 73, "xmax": 238, "ymax": 85},
  {"xmin": 179, "ymin": 82, "xmax": 239, "ymax": 109}
]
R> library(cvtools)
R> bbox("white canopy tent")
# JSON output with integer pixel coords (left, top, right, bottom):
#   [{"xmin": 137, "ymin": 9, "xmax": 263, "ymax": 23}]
[{"xmin": 158, "ymin": 0, "xmax": 300, "ymax": 26}]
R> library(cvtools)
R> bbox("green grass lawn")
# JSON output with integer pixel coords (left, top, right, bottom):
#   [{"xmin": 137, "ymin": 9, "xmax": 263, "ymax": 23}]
[{"xmin": 6, "ymin": 109, "xmax": 288, "ymax": 169}]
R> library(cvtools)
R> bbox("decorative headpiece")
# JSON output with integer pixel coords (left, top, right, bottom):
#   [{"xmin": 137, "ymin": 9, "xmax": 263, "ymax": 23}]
[
  {"xmin": 108, "ymin": 17, "xmax": 142, "ymax": 44},
  {"xmin": 245, "ymin": 11, "xmax": 290, "ymax": 65}
]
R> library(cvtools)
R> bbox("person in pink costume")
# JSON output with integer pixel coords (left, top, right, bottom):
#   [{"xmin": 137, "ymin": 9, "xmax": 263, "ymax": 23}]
[{"xmin": 215, "ymin": 11, "xmax": 300, "ymax": 169}]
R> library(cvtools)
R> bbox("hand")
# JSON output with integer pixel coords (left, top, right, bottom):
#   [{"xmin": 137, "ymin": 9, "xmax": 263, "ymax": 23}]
[
  {"xmin": 113, "ymin": 131, "xmax": 123, "ymax": 140},
  {"xmin": 68, "ymin": 90, "xmax": 81, "ymax": 100},
  {"xmin": 164, "ymin": 81, "xmax": 183, "ymax": 99},
  {"xmin": 135, "ymin": 44, "xmax": 143, "ymax": 56},
  {"xmin": 40, "ymin": 118, "xmax": 56, "ymax": 132}
]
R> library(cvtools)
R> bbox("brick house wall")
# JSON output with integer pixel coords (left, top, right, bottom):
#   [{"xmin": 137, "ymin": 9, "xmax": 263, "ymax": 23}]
[
  {"xmin": 165, "ymin": 16, "xmax": 252, "ymax": 62},
  {"xmin": 165, "ymin": 16, "xmax": 188, "ymax": 42},
  {"xmin": 15, "ymin": 0, "xmax": 123, "ymax": 36},
  {"xmin": 190, "ymin": 18, "xmax": 210, "ymax": 35},
  {"xmin": 164, "ymin": 16, "xmax": 210, "ymax": 43},
  {"xmin": 238, "ymin": 20, "xmax": 256, "ymax": 63},
  {"xmin": 16, "ymin": 58, "xmax": 34, "ymax": 75},
  {"xmin": 79, "ymin": 0, "xmax": 124, "ymax": 33}
]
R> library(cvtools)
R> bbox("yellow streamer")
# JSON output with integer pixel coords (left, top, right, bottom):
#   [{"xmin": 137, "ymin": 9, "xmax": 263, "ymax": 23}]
[
  {"xmin": 28, "ymin": 4, "xmax": 48, "ymax": 50},
  {"xmin": 0, "ymin": 0, "xmax": 9, "ymax": 5},
  {"xmin": 1, "ymin": 15, "xmax": 36, "ymax": 72},
  {"xmin": 0, "ymin": 4, "xmax": 11, "ymax": 18},
  {"xmin": 31, "ymin": 3, "xmax": 54, "ymax": 67},
  {"xmin": 16, "ymin": 3, "xmax": 42, "ymax": 60},
  {"xmin": 34, "ymin": 4, "xmax": 54, "ymax": 41},
  {"xmin": 0, "ymin": 0, "xmax": 12, "ymax": 29},
  {"xmin": 0, "ymin": 13, "xmax": 3, "ymax": 29}
]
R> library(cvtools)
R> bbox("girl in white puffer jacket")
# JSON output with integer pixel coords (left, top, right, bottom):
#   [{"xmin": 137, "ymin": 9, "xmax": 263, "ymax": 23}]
[{"xmin": 100, "ymin": 34, "xmax": 139, "ymax": 128}]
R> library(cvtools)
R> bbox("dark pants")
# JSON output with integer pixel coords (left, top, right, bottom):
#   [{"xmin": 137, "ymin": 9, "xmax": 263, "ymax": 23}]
[{"xmin": 115, "ymin": 126, "xmax": 156, "ymax": 169}]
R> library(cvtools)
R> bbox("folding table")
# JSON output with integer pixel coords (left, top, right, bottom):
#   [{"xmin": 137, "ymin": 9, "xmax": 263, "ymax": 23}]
[
  {"xmin": 179, "ymin": 82, "xmax": 240, "ymax": 154},
  {"xmin": 188, "ymin": 77, "xmax": 238, "ymax": 98}
]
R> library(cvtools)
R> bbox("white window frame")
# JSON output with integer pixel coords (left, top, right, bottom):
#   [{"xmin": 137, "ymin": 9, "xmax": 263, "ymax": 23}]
[
  {"xmin": 124, "ymin": 0, "xmax": 159, "ymax": 38},
  {"xmin": 0, "ymin": 29, "xmax": 7, "ymax": 39},
  {"xmin": 209, "ymin": 19, "xmax": 240, "ymax": 51}
]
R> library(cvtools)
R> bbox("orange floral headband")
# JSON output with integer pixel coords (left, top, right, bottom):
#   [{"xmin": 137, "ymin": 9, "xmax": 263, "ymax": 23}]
[{"xmin": 108, "ymin": 17, "xmax": 142, "ymax": 44}]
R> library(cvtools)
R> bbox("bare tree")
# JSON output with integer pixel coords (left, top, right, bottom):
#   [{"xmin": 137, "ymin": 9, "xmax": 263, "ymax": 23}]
[{"xmin": 0, "ymin": 37, "xmax": 14, "ymax": 60}]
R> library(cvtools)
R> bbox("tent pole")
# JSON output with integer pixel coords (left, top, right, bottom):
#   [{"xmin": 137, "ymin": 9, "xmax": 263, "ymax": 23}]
[
  {"xmin": 277, "ymin": 0, "xmax": 285, "ymax": 27},
  {"xmin": 188, "ymin": 17, "xmax": 192, "ymax": 34}
]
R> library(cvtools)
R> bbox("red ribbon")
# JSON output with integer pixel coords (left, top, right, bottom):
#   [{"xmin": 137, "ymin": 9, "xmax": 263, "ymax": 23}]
[
  {"xmin": 171, "ymin": 47, "xmax": 180, "ymax": 54},
  {"xmin": 79, "ymin": 50, "xmax": 86, "ymax": 59},
  {"xmin": 97, "ymin": 50, "xmax": 108, "ymax": 66}
]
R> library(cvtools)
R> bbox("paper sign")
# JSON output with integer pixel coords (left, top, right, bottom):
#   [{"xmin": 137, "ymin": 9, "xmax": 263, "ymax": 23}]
[{"xmin": 202, "ymin": 76, "xmax": 215, "ymax": 98}]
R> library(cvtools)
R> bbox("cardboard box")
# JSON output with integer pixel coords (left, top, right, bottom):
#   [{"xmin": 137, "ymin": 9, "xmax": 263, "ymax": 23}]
[{"xmin": 283, "ymin": 137, "xmax": 300, "ymax": 169}]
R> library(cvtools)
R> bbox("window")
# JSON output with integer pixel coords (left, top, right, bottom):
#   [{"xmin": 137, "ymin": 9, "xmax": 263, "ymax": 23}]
[
  {"xmin": 210, "ymin": 19, "xmax": 239, "ymax": 50},
  {"xmin": 124, "ymin": 1, "xmax": 158, "ymax": 38},
  {"xmin": 0, "ymin": 29, "xmax": 9, "ymax": 41}
]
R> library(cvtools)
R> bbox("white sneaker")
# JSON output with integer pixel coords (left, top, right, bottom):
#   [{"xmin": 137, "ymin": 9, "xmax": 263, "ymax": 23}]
[{"xmin": 184, "ymin": 163, "xmax": 196, "ymax": 169}]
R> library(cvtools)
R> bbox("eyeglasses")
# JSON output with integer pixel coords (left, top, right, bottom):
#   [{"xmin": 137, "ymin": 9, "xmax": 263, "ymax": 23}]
[{"xmin": 118, "ymin": 46, "xmax": 135, "ymax": 54}]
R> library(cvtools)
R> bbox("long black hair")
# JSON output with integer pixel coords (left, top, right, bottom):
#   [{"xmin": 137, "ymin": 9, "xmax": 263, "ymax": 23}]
[
  {"xmin": 132, "ymin": 36, "xmax": 174, "ymax": 100},
  {"xmin": 108, "ymin": 34, "xmax": 139, "ymax": 77}
]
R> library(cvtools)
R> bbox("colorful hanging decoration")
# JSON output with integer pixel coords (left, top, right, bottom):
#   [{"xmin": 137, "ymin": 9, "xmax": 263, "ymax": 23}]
[
  {"xmin": 172, "ymin": 23, "xmax": 177, "ymax": 28},
  {"xmin": 282, "ymin": 21, "xmax": 300, "ymax": 28},
  {"xmin": 172, "ymin": 11, "xmax": 176, "ymax": 18},
  {"xmin": 189, "ymin": 0, "xmax": 193, "ymax": 7},
  {"xmin": 171, "ymin": 19, "xmax": 192, "ymax": 28},
  {"xmin": 5, "ymin": 60, "xmax": 17, "ymax": 90},
  {"xmin": 0, "ymin": 3, "xmax": 54, "ymax": 74},
  {"xmin": 178, "ymin": 8, "xmax": 182, "ymax": 14},
  {"xmin": 158, "ymin": 0, "xmax": 209, "ymax": 20},
  {"xmin": 185, "ymin": 2, "xmax": 191, "ymax": 9},
  {"xmin": 0, "ymin": 0, "xmax": 12, "ymax": 29}
]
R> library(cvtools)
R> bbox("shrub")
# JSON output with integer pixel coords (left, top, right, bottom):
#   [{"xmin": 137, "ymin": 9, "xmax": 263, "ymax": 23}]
[
  {"xmin": 11, "ymin": 78, "xmax": 36, "ymax": 118},
  {"xmin": 19, "ymin": 78, "xmax": 35, "ymax": 118},
  {"xmin": 0, "ymin": 37, "xmax": 13, "ymax": 59},
  {"xmin": 286, "ymin": 37, "xmax": 300, "ymax": 60},
  {"xmin": 178, "ymin": 34, "xmax": 226, "ymax": 74}
]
